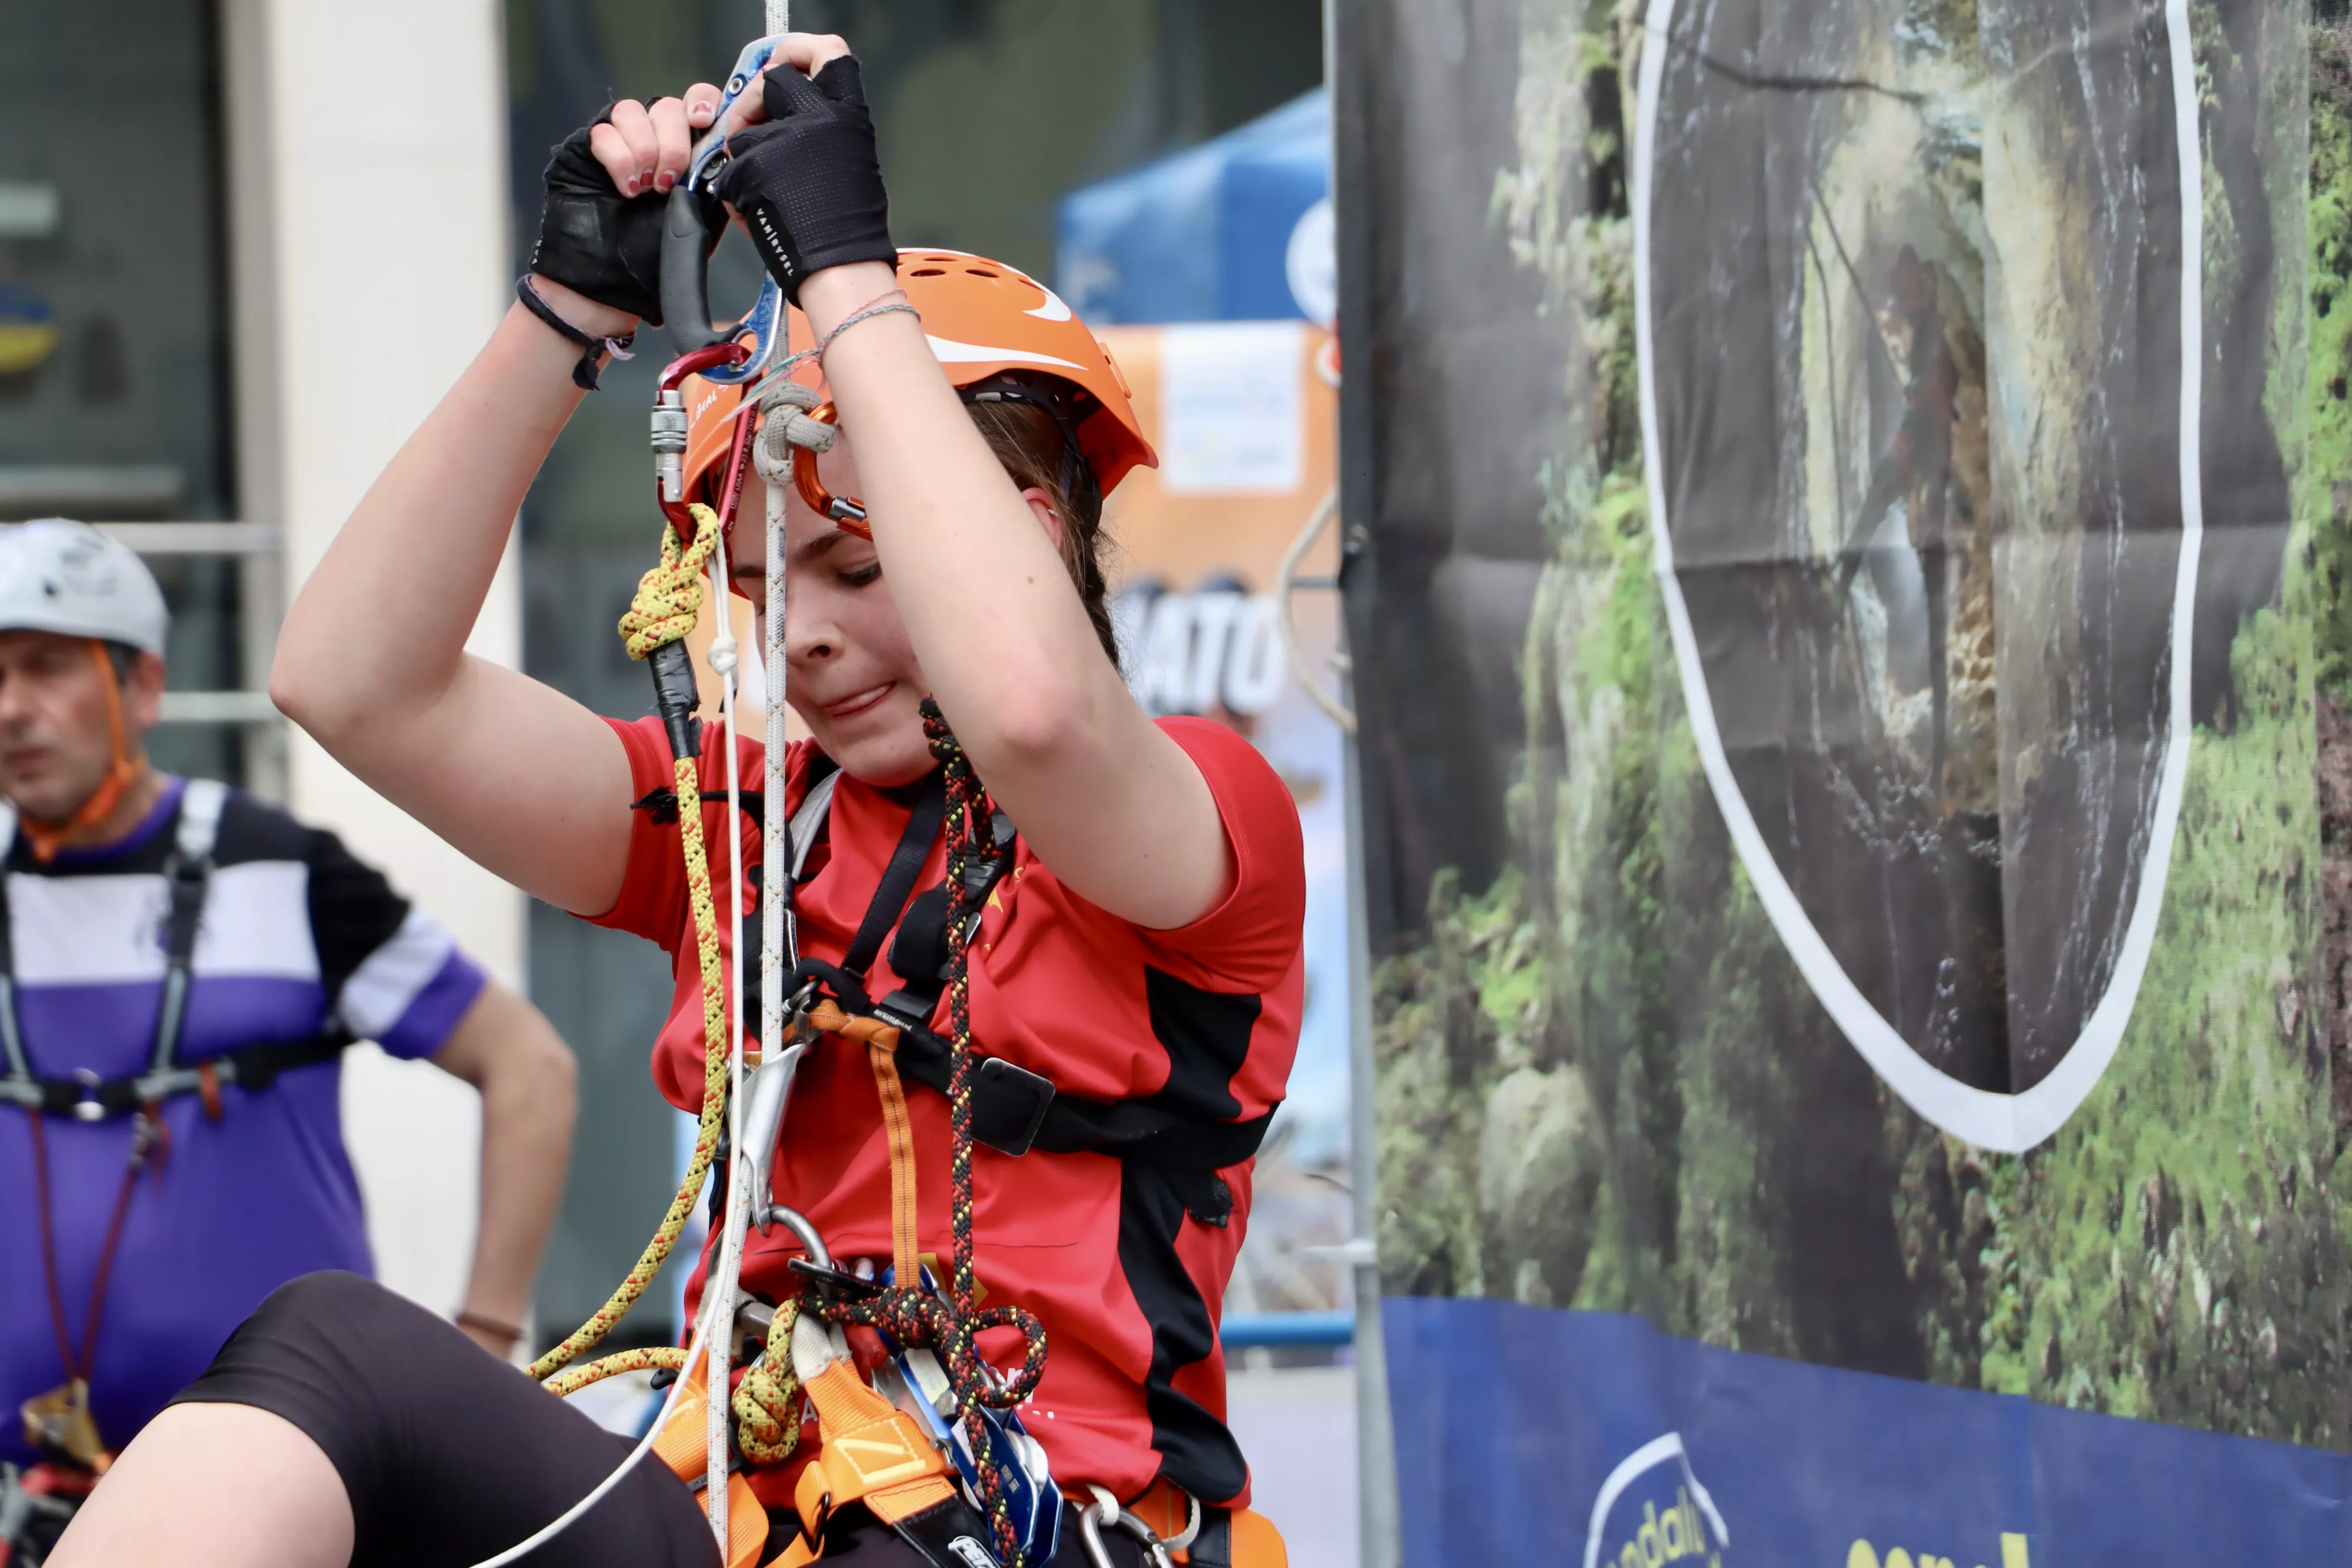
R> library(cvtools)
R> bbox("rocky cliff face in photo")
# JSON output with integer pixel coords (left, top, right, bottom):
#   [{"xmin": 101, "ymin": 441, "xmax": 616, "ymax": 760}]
[{"xmin": 1363, "ymin": 0, "xmax": 2352, "ymax": 1448}]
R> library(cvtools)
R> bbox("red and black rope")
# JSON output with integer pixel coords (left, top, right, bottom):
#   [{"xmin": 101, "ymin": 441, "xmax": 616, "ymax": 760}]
[{"xmin": 814, "ymin": 701, "xmax": 1047, "ymax": 1567}]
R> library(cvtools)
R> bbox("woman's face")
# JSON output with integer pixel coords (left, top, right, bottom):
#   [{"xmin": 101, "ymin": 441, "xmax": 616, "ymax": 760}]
[{"xmin": 730, "ymin": 432, "xmax": 936, "ymax": 786}]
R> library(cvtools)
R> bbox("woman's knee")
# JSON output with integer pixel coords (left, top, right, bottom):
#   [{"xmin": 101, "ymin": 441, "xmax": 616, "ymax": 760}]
[{"xmin": 245, "ymin": 1270, "xmax": 455, "ymax": 1362}]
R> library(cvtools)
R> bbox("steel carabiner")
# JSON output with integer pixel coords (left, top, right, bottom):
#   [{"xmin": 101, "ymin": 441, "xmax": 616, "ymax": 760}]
[{"xmin": 658, "ymin": 33, "xmax": 788, "ymax": 385}]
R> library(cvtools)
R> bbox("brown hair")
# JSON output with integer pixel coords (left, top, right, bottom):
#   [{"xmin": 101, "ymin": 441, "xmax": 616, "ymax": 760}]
[{"xmin": 966, "ymin": 400, "xmax": 1120, "ymax": 665}]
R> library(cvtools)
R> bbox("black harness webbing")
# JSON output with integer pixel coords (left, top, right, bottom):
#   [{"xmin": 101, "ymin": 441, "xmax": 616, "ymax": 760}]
[
  {"xmin": 838, "ymin": 772, "xmax": 946, "ymax": 982},
  {"xmin": 0, "ymin": 781, "xmax": 351, "ymax": 1121},
  {"xmin": 786, "ymin": 760, "xmax": 1271, "ymax": 1200}
]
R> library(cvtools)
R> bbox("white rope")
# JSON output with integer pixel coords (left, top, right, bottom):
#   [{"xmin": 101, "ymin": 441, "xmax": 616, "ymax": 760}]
[
  {"xmin": 758, "ymin": 319, "xmax": 799, "ymax": 1184},
  {"xmin": 703, "ymin": 13, "xmax": 795, "ymax": 1560}
]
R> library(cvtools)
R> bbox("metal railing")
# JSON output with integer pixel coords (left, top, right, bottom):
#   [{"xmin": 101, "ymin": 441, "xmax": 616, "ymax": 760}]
[
  {"xmin": 89, "ymin": 522, "xmax": 282, "ymax": 727},
  {"xmin": 1219, "ymin": 1310, "xmax": 1355, "ymax": 1350}
]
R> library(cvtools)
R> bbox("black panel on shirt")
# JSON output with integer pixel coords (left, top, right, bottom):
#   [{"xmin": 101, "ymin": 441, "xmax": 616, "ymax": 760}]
[
  {"xmin": 1139, "ymin": 966, "xmax": 1261, "ymax": 1122},
  {"xmin": 7, "ymin": 785, "xmax": 416, "ymax": 1011},
  {"xmin": 1116, "ymin": 1163, "xmax": 1251, "ymax": 1504},
  {"xmin": 300, "ymin": 825, "xmax": 414, "ymax": 1008}
]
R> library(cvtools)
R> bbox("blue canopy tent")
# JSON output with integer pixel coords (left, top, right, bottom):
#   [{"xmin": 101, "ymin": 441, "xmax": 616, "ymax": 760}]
[{"xmin": 1057, "ymin": 88, "xmax": 1331, "ymax": 325}]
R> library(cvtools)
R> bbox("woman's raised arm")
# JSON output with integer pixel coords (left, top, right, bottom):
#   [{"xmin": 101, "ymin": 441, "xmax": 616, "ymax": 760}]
[
  {"xmin": 273, "ymin": 91, "xmax": 718, "ymax": 916},
  {"xmin": 717, "ymin": 39, "xmax": 1238, "ymax": 932}
]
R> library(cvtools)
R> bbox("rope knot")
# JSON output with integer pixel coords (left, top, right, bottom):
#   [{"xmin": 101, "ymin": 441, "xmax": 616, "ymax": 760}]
[
  {"xmin": 619, "ymin": 502, "xmax": 720, "ymax": 662},
  {"xmin": 756, "ymin": 380, "xmax": 834, "ymax": 485},
  {"xmin": 731, "ymin": 1298, "xmax": 805, "ymax": 1465}
]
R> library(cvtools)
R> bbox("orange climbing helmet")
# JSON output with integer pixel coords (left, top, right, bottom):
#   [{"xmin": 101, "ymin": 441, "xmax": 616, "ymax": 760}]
[{"xmin": 677, "ymin": 250, "xmax": 1155, "ymax": 526}]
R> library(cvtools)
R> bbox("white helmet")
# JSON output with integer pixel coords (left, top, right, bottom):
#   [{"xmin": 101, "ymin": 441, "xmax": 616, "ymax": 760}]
[{"xmin": 0, "ymin": 518, "xmax": 169, "ymax": 656}]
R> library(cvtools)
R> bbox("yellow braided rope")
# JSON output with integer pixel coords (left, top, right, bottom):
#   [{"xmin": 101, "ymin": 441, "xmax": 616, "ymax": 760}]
[
  {"xmin": 531, "ymin": 503, "xmax": 733, "ymax": 1383},
  {"xmin": 618, "ymin": 507, "xmax": 721, "ymax": 661},
  {"xmin": 543, "ymin": 1345, "xmax": 692, "ymax": 1400},
  {"xmin": 730, "ymin": 1296, "xmax": 804, "ymax": 1464}
]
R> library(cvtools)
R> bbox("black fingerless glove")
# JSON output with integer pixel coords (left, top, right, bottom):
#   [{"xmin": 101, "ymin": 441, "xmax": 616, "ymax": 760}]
[
  {"xmin": 531, "ymin": 108, "xmax": 721, "ymax": 327},
  {"xmin": 709, "ymin": 57, "xmax": 896, "ymax": 303}
]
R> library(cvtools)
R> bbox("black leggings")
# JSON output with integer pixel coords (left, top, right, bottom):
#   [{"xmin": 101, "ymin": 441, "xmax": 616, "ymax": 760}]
[
  {"xmin": 169, "ymin": 1272, "xmax": 1148, "ymax": 1568},
  {"xmin": 171, "ymin": 1272, "xmax": 717, "ymax": 1568}
]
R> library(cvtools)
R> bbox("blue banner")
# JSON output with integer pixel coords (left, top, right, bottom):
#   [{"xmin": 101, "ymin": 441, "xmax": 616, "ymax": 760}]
[{"xmin": 1388, "ymin": 1298, "xmax": 2352, "ymax": 1566}]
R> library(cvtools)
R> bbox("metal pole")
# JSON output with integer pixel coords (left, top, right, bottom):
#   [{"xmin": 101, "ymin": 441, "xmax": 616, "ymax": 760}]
[
  {"xmin": 1344, "ymin": 721, "xmax": 1398, "ymax": 1568},
  {"xmin": 1325, "ymin": 1, "xmax": 1399, "ymax": 1561}
]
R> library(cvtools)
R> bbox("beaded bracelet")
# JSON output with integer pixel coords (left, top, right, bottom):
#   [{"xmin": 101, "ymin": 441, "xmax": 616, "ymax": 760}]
[{"xmin": 816, "ymin": 290, "xmax": 920, "ymax": 360}]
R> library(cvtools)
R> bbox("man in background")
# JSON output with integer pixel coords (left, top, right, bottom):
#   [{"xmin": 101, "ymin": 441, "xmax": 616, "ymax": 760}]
[{"xmin": 0, "ymin": 519, "xmax": 574, "ymax": 1508}]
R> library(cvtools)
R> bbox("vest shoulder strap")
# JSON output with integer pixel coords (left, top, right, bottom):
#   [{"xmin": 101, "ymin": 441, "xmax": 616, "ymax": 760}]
[
  {"xmin": 175, "ymin": 778, "xmax": 228, "ymax": 865},
  {"xmin": 148, "ymin": 779, "xmax": 226, "ymax": 1073},
  {"xmin": 788, "ymin": 767, "xmax": 841, "ymax": 883},
  {"xmin": 0, "ymin": 806, "xmax": 19, "ymax": 1079}
]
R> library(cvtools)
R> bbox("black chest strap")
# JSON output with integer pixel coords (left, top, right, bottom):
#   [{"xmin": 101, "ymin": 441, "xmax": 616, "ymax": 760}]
[
  {"xmin": 784, "ymin": 761, "xmax": 1269, "ymax": 1211},
  {"xmin": 838, "ymin": 771, "xmax": 946, "ymax": 983}
]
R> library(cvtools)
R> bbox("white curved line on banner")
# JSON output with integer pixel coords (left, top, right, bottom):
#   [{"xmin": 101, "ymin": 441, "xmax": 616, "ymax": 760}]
[
  {"xmin": 1628, "ymin": 0, "xmax": 2203, "ymax": 1153},
  {"xmin": 1582, "ymin": 1433, "xmax": 1731, "ymax": 1568}
]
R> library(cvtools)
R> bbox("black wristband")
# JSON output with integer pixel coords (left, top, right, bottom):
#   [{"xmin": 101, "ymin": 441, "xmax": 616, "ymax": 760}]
[{"xmin": 515, "ymin": 276, "xmax": 635, "ymax": 391}]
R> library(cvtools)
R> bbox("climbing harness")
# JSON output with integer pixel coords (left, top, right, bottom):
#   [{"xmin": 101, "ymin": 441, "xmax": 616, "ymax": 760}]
[
  {"xmin": 770, "ymin": 707, "xmax": 1056, "ymax": 1567},
  {"xmin": 775, "ymin": 769, "xmax": 1265, "ymax": 1187},
  {"xmin": 0, "ymin": 783, "xmax": 344, "ymax": 1126},
  {"xmin": 0, "ymin": 779, "xmax": 352, "ymax": 1472},
  {"xmin": 1076, "ymin": 1481, "xmax": 1282, "ymax": 1568}
]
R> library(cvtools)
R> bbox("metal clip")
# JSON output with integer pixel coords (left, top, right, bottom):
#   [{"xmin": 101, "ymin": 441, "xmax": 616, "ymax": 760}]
[
  {"xmin": 758, "ymin": 1204, "xmax": 832, "ymax": 1267},
  {"xmin": 730, "ymin": 1298, "xmax": 777, "ymax": 1368},
  {"xmin": 651, "ymin": 390, "xmax": 689, "ymax": 504},
  {"xmin": 740, "ymin": 1044, "xmax": 804, "ymax": 1223},
  {"xmin": 1077, "ymin": 1486, "xmax": 1178, "ymax": 1568},
  {"xmin": 785, "ymin": 1255, "xmax": 881, "ymax": 1302},
  {"xmin": 70, "ymin": 1069, "xmax": 103, "ymax": 1123},
  {"xmin": 126, "ymin": 1110, "xmax": 158, "ymax": 1170}
]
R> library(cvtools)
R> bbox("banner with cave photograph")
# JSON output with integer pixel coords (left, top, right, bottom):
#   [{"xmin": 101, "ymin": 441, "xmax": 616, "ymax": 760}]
[{"xmin": 1341, "ymin": 0, "xmax": 2352, "ymax": 1557}]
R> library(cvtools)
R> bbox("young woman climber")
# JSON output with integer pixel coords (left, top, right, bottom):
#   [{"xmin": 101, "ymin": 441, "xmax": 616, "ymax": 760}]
[{"xmin": 48, "ymin": 30, "xmax": 1302, "ymax": 1568}]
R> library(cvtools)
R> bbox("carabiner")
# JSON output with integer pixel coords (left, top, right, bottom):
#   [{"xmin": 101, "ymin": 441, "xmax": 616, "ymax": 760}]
[
  {"xmin": 658, "ymin": 32, "xmax": 788, "ymax": 384},
  {"xmin": 1077, "ymin": 1488, "xmax": 1176, "ymax": 1568}
]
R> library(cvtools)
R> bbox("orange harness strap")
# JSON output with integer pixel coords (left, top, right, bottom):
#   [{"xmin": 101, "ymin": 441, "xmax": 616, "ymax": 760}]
[
  {"xmin": 783, "ymin": 999, "xmax": 922, "ymax": 1291},
  {"xmin": 718, "ymin": 1002, "xmax": 952, "ymax": 1565},
  {"xmin": 1123, "ymin": 1482, "xmax": 1291, "ymax": 1568},
  {"xmin": 651, "ymin": 1354, "xmax": 771, "ymax": 1568},
  {"xmin": 792, "ymin": 1357, "xmax": 959, "ymax": 1532},
  {"xmin": 789, "ymin": 997, "xmax": 899, "ymax": 1050},
  {"xmin": 865, "ymin": 1040, "xmax": 923, "ymax": 1289}
]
